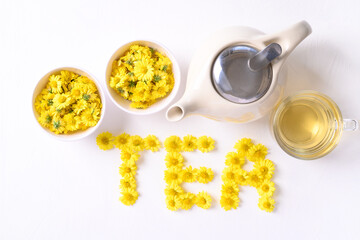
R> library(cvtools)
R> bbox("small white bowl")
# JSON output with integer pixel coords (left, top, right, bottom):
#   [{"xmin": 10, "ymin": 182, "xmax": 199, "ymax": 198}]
[
  {"xmin": 32, "ymin": 67, "xmax": 106, "ymax": 141},
  {"xmin": 105, "ymin": 40, "xmax": 181, "ymax": 115}
]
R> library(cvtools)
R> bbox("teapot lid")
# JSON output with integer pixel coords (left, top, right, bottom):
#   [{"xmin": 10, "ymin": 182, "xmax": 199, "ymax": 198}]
[{"xmin": 211, "ymin": 45, "xmax": 272, "ymax": 104}]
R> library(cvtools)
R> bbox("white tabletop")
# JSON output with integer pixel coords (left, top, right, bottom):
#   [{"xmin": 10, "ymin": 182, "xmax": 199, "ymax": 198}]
[{"xmin": 1, "ymin": 0, "xmax": 360, "ymax": 239}]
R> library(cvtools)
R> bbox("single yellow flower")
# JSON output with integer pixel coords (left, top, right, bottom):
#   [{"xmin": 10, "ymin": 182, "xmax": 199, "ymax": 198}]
[
  {"xmin": 221, "ymin": 181, "xmax": 239, "ymax": 196},
  {"xmin": 197, "ymin": 136, "xmax": 215, "ymax": 153},
  {"xmin": 120, "ymin": 188, "xmax": 139, "ymax": 206},
  {"xmin": 119, "ymin": 161, "xmax": 137, "ymax": 177},
  {"xmin": 164, "ymin": 167, "xmax": 182, "ymax": 185},
  {"xmin": 182, "ymin": 135, "xmax": 197, "ymax": 152},
  {"xmin": 166, "ymin": 196, "xmax": 181, "ymax": 211},
  {"xmin": 164, "ymin": 136, "xmax": 182, "ymax": 152},
  {"xmin": 235, "ymin": 169, "xmax": 249, "ymax": 186},
  {"xmin": 257, "ymin": 179, "xmax": 275, "ymax": 197},
  {"xmin": 221, "ymin": 166, "xmax": 240, "ymax": 184},
  {"xmin": 144, "ymin": 135, "xmax": 161, "ymax": 152},
  {"xmin": 114, "ymin": 133, "xmax": 130, "ymax": 150},
  {"xmin": 120, "ymin": 149, "xmax": 140, "ymax": 162},
  {"xmin": 234, "ymin": 138, "xmax": 254, "ymax": 156},
  {"xmin": 120, "ymin": 175, "xmax": 136, "ymax": 190},
  {"xmin": 196, "ymin": 167, "xmax": 214, "ymax": 184},
  {"xmin": 180, "ymin": 193, "xmax": 196, "ymax": 210},
  {"xmin": 96, "ymin": 132, "xmax": 114, "ymax": 150},
  {"xmin": 220, "ymin": 194, "xmax": 240, "ymax": 211},
  {"xmin": 195, "ymin": 192, "xmax": 212, "ymax": 209},
  {"xmin": 52, "ymin": 93, "xmax": 72, "ymax": 109},
  {"xmin": 225, "ymin": 152, "xmax": 245, "ymax": 167},
  {"xmin": 247, "ymin": 170, "xmax": 262, "ymax": 188},
  {"xmin": 248, "ymin": 144, "xmax": 268, "ymax": 162},
  {"xmin": 181, "ymin": 166, "xmax": 198, "ymax": 183},
  {"xmin": 258, "ymin": 196, "xmax": 275, "ymax": 212},
  {"xmin": 164, "ymin": 184, "xmax": 184, "ymax": 197},
  {"xmin": 254, "ymin": 159, "xmax": 275, "ymax": 179},
  {"xmin": 134, "ymin": 58, "xmax": 154, "ymax": 81},
  {"xmin": 165, "ymin": 152, "xmax": 184, "ymax": 168},
  {"xmin": 128, "ymin": 135, "xmax": 144, "ymax": 152}
]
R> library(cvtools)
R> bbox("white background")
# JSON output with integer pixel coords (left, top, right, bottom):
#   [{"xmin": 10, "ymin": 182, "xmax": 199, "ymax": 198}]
[{"xmin": 1, "ymin": 0, "xmax": 360, "ymax": 239}]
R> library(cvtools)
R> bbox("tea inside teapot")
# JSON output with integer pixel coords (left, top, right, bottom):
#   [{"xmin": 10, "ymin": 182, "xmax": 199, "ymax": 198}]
[{"xmin": 211, "ymin": 45, "xmax": 273, "ymax": 104}]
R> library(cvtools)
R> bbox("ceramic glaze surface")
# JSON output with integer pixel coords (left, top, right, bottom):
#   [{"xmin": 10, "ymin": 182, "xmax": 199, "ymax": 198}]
[{"xmin": 166, "ymin": 21, "xmax": 312, "ymax": 123}]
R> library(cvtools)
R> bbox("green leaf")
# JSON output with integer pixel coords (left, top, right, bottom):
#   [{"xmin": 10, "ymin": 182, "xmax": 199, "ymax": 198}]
[
  {"xmin": 128, "ymin": 72, "xmax": 134, "ymax": 76},
  {"xmin": 128, "ymin": 80, "xmax": 136, "ymax": 88},
  {"xmin": 117, "ymin": 88, "xmax": 125, "ymax": 93},
  {"xmin": 153, "ymin": 75, "xmax": 161, "ymax": 82},
  {"xmin": 53, "ymin": 121, "xmax": 61, "ymax": 129},
  {"xmin": 126, "ymin": 59, "xmax": 133, "ymax": 65},
  {"xmin": 47, "ymin": 99, "xmax": 53, "ymax": 106},
  {"xmin": 162, "ymin": 65, "xmax": 168, "ymax": 72},
  {"xmin": 83, "ymin": 94, "xmax": 90, "ymax": 101},
  {"xmin": 46, "ymin": 115, "xmax": 52, "ymax": 123}
]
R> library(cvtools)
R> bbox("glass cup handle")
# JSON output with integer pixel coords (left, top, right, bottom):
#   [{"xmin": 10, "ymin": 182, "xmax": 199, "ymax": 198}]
[{"xmin": 343, "ymin": 119, "xmax": 359, "ymax": 131}]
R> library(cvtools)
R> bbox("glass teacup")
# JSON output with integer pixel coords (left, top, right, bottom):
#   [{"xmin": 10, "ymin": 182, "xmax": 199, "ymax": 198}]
[{"xmin": 271, "ymin": 91, "xmax": 358, "ymax": 160}]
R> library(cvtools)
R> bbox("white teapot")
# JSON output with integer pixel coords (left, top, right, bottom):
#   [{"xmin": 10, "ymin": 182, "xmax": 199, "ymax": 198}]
[{"xmin": 166, "ymin": 21, "xmax": 312, "ymax": 123}]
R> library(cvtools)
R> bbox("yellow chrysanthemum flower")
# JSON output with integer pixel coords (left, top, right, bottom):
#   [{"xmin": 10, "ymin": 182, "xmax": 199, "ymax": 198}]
[
  {"xmin": 134, "ymin": 58, "xmax": 154, "ymax": 81},
  {"xmin": 220, "ymin": 194, "xmax": 240, "ymax": 211},
  {"xmin": 225, "ymin": 152, "xmax": 245, "ymax": 167},
  {"xmin": 181, "ymin": 166, "xmax": 197, "ymax": 183},
  {"xmin": 72, "ymin": 99, "xmax": 88, "ymax": 114},
  {"xmin": 180, "ymin": 193, "xmax": 196, "ymax": 210},
  {"xmin": 166, "ymin": 196, "xmax": 181, "ymax": 211},
  {"xmin": 121, "ymin": 149, "xmax": 140, "ymax": 162},
  {"xmin": 164, "ymin": 167, "xmax": 182, "ymax": 185},
  {"xmin": 257, "ymin": 179, "xmax": 275, "ymax": 197},
  {"xmin": 144, "ymin": 135, "xmax": 161, "ymax": 152},
  {"xmin": 52, "ymin": 93, "xmax": 72, "ymax": 110},
  {"xmin": 196, "ymin": 167, "xmax": 214, "ymax": 184},
  {"xmin": 120, "ymin": 175, "xmax": 137, "ymax": 190},
  {"xmin": 165, "ymin": 152, "xmax": 184, "ymax": 168},
  {"xmin": 51, "ymin": 116, "xmax": 67, "ymax": 134},
  {"xmin": 258, "ymin": 196, "xmax": 275, "ymax": 212},
  {"xmin": 195, "ymin": 192, "xmax": 212, "ymax": 209},
  {"xmin": 38, "ymin": 111, "xmax": 53, "ymax": 128},
  {"xmin": 119, "ymin": 161, "xmax": 137, "ymax": 177},
  {"xmin": 128, "ymin": 135, "xmax": 144, "ymax": 152},
  {"xmin": 221, "ymin": 166, "xmax": 240, "ymax": 184},
  {"xmin": 164, "ymin": 136, "xmax": 182, "ymax": 152},
  {"xmin": 63, "ymin": 113, "xmax": 78, "ymax": 132},
  {"xmin": 164, "ymin": 184, "xmax": 184, "ymax": 197},
  {"xmin": 254, "ymin": 159, "xmax": 275, "ymax": 179},
  {"xmin": 235, "ymin": 169, "xmax": 249, "ymax": 186},
  {"xmin": 197, "ymin": 136, "xmax": 215, "ymax": 153},
  {"xmin": 81, "ymin": 108, "xmax": 100, "ymax": 127},
  {"xmin": 114, "ymin": 133, "xmax": 130, "ymax": 150},
  {"xmin": 247, "ymin": 170, "xmax": 262, "ymax": 188},
  {"xmin": 234, "ymin": 138, "xmax": 254, "ymax": 156},
  {"xmin": 221, "ymin": 181, "xmax": 240, "ymax": 196},
  {"xmin": 120, "ymin": 188, "xmax": 139, "ymax": 206},
  {"xmin": 182, "ymin": 135, "xmax": 197, "ymax": 152},
  {"xmin": 96, "ymin": 132, "xmax": 114, "ymax": 150},
  {"xmin": 248, "ymin": 144, "xmax": 268, "ymax": 162}
]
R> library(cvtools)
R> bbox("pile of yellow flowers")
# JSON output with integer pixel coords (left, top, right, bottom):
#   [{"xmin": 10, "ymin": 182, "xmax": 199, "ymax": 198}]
[
  {"xmin": 109, "ymin": 45, "xmax": 174, "ymax": 109},
  {"xmin": 220, "ymin": 138, "xmax": 276, "ymax": 212},
  {"xmin": 164, "ymin": 135, "xmax": 214, "ymax": 211},
  {"xmin": 96, "ymin": 132, "xmax": 161, "ymax": 206},
  {"xmin": 34, "ymin": 70, "xmax": 102, "ymax": 134}
]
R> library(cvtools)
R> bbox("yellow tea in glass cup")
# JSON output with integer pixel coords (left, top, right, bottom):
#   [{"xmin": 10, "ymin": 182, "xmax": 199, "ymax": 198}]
[{"xmin": 271, "ymin": 91, "xmax": 359, "ymax": 160}]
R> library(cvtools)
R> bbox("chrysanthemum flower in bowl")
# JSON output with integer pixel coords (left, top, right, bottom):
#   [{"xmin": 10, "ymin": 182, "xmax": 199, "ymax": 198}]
[
  {"xmin": 32, "ymin": 67, "xmax": 106, "ymax": 141},
  {"xmin": 105, "ymin": 40, "xmax": 181, "ymax": 115}
]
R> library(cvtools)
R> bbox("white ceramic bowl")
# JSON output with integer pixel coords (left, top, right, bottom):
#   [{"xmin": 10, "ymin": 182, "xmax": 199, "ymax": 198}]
[
  {"xmin": 32, "ymin": 67, "xmax": 106, "ymax": 141},
  {"xmin": 105, "ymin": 40, "xmax": 181, "ymax": 115}
]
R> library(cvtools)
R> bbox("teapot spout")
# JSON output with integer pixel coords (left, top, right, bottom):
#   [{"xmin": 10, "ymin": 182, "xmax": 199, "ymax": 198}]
[
  {"xmin": 166, "ymin": 104, "xmax": 186, "ymax": 122},
  {"xmin": 262, "ymin": 20, "xmax": 312, "ymax": 61}
]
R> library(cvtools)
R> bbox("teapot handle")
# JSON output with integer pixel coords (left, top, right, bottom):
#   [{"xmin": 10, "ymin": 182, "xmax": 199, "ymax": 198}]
[{"xmin": 261, "ymin": 20, "xmax": 312, "ymax": 61}]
